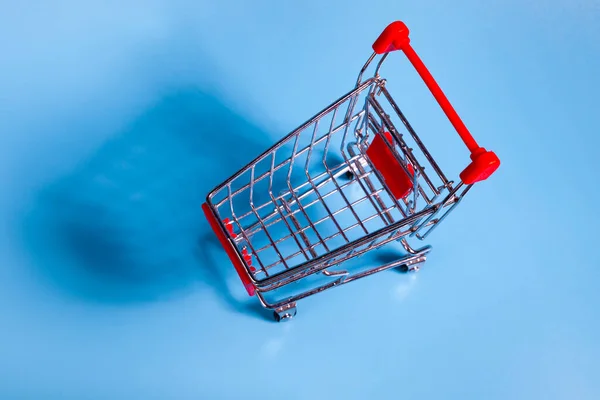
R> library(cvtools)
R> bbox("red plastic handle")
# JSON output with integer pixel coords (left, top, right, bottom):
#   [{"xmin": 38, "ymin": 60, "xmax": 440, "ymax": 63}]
[
  {"xmin": 373, "ymin": 21, "xmax": 500, "ymax": 184},
  {"xmin": 202, "ymin": 203, "xmax": 255, "ymax": 296}
]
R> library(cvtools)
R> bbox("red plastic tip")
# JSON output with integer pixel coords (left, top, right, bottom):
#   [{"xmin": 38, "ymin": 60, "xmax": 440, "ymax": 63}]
[
  {"xmin": 459, "ymin": 148, "xmax": 500, "ymax": 184},
  {"xmin": 223, "ymin": 218, "xmax": 234, "ymax": 236},
  {"xmin": 372, "ymin": 21, "xmax": 411, "ymax": 54},
  {"xmin": 242, "ymin": 247, "xmax": 253, "ymax": 265}
]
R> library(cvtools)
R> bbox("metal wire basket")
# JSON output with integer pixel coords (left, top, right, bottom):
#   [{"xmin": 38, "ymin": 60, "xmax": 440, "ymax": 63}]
[{"xmin": 203, "ymin": 21, "xmax": 500, "ymax": 321}]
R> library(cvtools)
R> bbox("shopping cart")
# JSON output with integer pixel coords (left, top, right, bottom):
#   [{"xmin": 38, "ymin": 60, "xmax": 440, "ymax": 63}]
[{"xmin": 202, "ymin": 21, "xmax": 500, "ymax": 321}]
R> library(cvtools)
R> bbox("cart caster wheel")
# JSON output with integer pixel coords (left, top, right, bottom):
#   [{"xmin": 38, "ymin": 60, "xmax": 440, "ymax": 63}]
[
  {"xmin": 409, "ymin": 264, "xmax": 421, "ymax": 272},
  {"xmin": 398, "ymin": 263, "xmax": 421, "ymax": 273},
  {"xmin": 343, "ymin": 171, "xmax": 354, "ymax": 180},
  {"xmin": 273, "ymin": 303, "xmax": 297, "ymax": 322}
]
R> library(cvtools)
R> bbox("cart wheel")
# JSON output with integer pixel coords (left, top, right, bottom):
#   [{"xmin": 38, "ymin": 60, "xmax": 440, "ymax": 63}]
[
  {"xmin": 273, "ymin": 304, "xmax": 297, "ymax": 322},
  {"xmin": 343, "ymin": 170, "xmax": 354, "ymax": 180},
  {"xmin": 409, "ymin": 264, "xmax": 421, "ymax": 272},
  {"xmin": 398, "ymin": 264, "xmax": 409, "ymax": 273}
]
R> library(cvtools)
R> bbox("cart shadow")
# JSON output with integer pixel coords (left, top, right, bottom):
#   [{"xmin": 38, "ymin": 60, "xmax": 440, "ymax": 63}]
[{"xmin": 21, "ymin": 87, "xmax": 281, "ymax": 318}]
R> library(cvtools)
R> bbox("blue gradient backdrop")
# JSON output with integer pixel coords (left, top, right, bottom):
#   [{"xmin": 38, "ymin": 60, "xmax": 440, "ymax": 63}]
[{"xmin": 1, "ymin": 1, "xmax": 599, "ymax": 399}]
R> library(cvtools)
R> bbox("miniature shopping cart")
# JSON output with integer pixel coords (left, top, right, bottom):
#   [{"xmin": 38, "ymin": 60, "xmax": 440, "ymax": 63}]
[{"xmin": 202, "ymin": 21, "xmax": 500, "ymax": 321}]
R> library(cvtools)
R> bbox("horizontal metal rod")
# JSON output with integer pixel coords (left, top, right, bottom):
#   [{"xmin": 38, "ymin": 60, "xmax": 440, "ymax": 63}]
[
  {"xmin": 254, "ymin": 206, "xmax": 435, "ymax": 288},
  {"xmin": 256, "ymin": 247, "xmax": 430, "ymax": 309}
]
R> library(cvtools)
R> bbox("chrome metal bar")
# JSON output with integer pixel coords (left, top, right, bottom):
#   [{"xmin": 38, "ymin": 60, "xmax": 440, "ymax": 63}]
[
  {"xmin": 247, "ymin": 165, "xmax": 289, "ymax": 272},
  {"xmin": 207, "ymin": 79, "xmax": 377, "ymax": 203},
  {"xmin": 241, "ymin": 167, "xmax": 381, "ymax": 240},
  {"xmin": 283, "ymin": 132, "xmax": 332, "ymax": 255},
  {"xmin": 267, "ymin": 153, "xmax": 312, "ymax": 265},
  {"xmin": 256, "ymin": 247, "xmax": 430, "ymax": 309},
  {"xmin": 217, "ymin": 113, "xmax": 363, "ymax": 209},
  {"xmin": 224, "ymin": 184, "xmax": 267, "ymax": 276},
  {"xmin": 373, "ymin": 53, "xmax": 389, "ymax": 78},
  {"xmin": 379, "ymin": 86, "xmax": 451, "ymax": 188},
  {"xmin": 352, "ymin": 157, "xmax": 398, "ymax": 223},
  {"xmin": 255, "ymin": 206, "xmax": 435, "ymax": 289},
  {"xmin": 356, "ymin": 52, "xmax": 377, "ymax": 87},
  {"xmin": 412, "ymin": 182, "xmax": 465, "ymax": 238},
  {"xmin": 252, "ymin": 188, "xmax": 395, "ymax": 256},
  {"xmin": 301, "ymin": 116, "xmax": 351, "ymax": 244},
  {"xmin": 279, "ymin": 199, "xmax": 318, "ymax": 259},
  {"xmin": 417, "ymin": 183, "xmax": 473, "ymax": 239},
  {"xmin": 319, "ymin": 105, "xmax": 370, "ymax": 236},
  {"xmin": 334, "ymin": 83, "xmax": 401, "ymax": 227}
]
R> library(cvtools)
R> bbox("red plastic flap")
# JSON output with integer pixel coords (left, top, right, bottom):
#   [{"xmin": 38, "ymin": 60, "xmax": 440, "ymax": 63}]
[
  {"xmin": 366, "ymin": 132, "xmax": 414, "ymax": 199},
  {"xmin": 202, "ymin": 203, "xmax": 255, "ymax": 296}
]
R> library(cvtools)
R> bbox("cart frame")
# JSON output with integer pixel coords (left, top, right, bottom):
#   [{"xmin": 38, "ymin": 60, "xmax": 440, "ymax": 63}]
[{"xmin": 202, "ymin": 21, "xmax": 499, "ymax": 321}]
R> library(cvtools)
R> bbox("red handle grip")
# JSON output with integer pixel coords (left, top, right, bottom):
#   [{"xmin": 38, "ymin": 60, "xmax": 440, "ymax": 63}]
[{"xmin": 373, "ymin": 21, "xmax": 500, "ymax": 184}]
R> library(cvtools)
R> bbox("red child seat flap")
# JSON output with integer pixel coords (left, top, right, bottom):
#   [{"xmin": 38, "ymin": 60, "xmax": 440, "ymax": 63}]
[{"xmin": 366, "ymin": 132, "xmax": 414, "ymax": 200}]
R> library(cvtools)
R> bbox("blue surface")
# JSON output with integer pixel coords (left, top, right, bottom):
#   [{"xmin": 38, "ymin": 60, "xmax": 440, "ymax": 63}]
[{"xmin": 1, "ymin": 1, "xmax": 599, "ymax": 398}]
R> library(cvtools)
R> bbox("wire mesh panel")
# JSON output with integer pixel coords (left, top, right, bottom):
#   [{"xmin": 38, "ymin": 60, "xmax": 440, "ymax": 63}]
[
  {"xmin": 207, "ymin": 77, "xmax": 456, "ymax": 284},
  {"xmin": 209, "ymin": 82, "xmax": 371, "ymax": 279}
]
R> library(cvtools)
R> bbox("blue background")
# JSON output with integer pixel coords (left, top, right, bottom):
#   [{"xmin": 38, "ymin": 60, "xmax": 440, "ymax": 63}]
[{"xmin": 1, "ymin": 1, "xmax": 599, "ymax": 398}]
